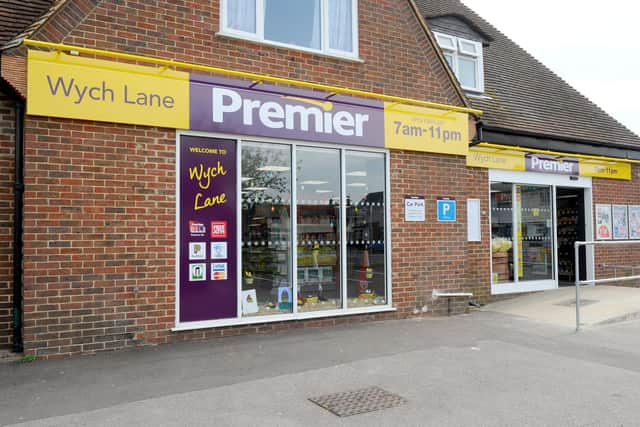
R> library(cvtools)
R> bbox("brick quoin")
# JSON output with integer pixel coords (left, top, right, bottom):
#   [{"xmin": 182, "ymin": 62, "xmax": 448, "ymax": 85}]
[{"xmin": 5, "ymin": 0, "xmax": 490, "ymax": 358}]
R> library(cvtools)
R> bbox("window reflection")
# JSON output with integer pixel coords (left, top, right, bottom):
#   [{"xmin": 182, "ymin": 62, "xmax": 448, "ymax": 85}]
[
  {"xmin": 296, "ymin": 147, "xmax": 341, "ymax": 312},
  {"xmin": 517, "ymin": 185, "xmax": 553, "ymax": 281},
  {"xmin": 491, "ymin": 183, "xmax": 554, "ymax": 283},
  {"xmin": 241, "ymin": 142, "xmax": 292, "ymax": 316},
  {"xmin": 491, "ymin": 182, "xmax": 514, "ymax": 283},
  {"xmin": 345, "ymin": 151, "xmax": 386, "ymax": 307},
  {"xmin": 264, "ymin": 0, "xmax": 320, "ymax": 49}
]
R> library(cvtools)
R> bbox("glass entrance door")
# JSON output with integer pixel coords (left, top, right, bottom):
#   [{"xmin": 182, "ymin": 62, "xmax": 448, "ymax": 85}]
[
  {"xmin": 491, "ymin": 183, "xmax": 554, "ymax": 286},
  {"xmin": 517, "ymin": 185, "xmax": 553, "ymax": 281}
]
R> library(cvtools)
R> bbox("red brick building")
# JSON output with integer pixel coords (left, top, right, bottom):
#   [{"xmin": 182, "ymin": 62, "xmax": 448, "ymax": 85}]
[
  {"xmin": 1, "ymin": 0, "xmax": 638, "ymax": 359},
  {"xmin": 1, "ymin": 0, "xmax": 487, "ymax": 358},
  {"xmin": 419, "ymin": 0, "xmax": 640, "ymax": 296}
]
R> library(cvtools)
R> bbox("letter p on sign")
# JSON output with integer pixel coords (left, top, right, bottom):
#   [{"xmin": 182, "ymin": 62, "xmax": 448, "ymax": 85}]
[{"xmin": 437, "ymin": 198, "xmax": 456, "ymax": 222}]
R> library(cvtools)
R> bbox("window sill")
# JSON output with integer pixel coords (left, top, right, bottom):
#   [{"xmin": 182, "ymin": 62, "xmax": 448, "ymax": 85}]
[
  {"xmin": 466, "ymin": 92, "xmax": 493, "ymax": 100},
  {"xmin": 172, "ymin": 305, "xmax": 396, "ymax": 332},
  {"xmin": 216, "ymin": 31, "xmax": 365, "ymax": 64}
]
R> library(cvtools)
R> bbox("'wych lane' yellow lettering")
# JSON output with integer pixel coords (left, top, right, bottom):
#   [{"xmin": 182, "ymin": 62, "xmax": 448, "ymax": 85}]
[
  {"xmin": 194, "ymin": 192, "xmax": 227, "ymax": 211},
  {"xmin": 188, "ymin": 162, "xmax": 228, "ymax": 190}
]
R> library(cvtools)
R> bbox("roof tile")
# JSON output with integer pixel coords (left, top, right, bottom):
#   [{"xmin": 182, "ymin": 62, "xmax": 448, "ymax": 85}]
[{"xmin": 0, "ymin": 0, "xmax": 54, "ymax": 46}]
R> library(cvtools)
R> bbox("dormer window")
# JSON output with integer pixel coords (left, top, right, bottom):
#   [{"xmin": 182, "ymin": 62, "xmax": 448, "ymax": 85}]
[{"xmin": 433, "ymin": 32, "xmax": 484, "ymax": 93}]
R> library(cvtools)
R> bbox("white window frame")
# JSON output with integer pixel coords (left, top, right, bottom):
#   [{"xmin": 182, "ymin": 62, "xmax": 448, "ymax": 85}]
[
  {"xmin": 488, "ymin": 169, "xmax": 595, "ymax": 295},
  {"xmin": 433, "ymin": 31, "xmax": 484, "ymax": 93},
  {"xmin": 219, "ymin": 0, "xmax": 360, "ymax": 60}
]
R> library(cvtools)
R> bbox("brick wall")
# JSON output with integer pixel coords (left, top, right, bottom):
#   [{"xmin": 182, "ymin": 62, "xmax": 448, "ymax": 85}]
[
  {"xmin": 592, "ymin": 166, "xmax": 640, "ymax": 285},
  {"xmin": 22, "ymin": 119, "xmax": 177, "ymax": 357},
  {"xmin": 22, "ymin": 115, "xmax": 488, "ymax": 358},
  {"xmin": 390, "ymin": 152, "xmax": 490, "ymax": 316},
  {"xmin": 22, "ymin": 0, "xmax": 463, "ymax": 107},
  {"xmin": 0, "ymin": 93, "xmax": 15, "ymax": 349},
  {"xmin": 10, "ymin": 0, "xmax": 485, "ymax": 358}
]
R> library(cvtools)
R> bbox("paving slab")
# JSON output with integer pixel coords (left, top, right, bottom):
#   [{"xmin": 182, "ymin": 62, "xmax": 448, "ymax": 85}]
[{"xmin": 482, "ymin": 285, "xmax": 640, "ymax": 328}]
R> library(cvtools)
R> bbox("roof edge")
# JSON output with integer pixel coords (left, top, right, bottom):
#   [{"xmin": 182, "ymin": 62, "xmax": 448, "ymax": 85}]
[
  {"xmin": 424, "ymin": 12, "xmax": 494, "ymax": 43},
  {"xmin": 0, "ymin": 54, "xmax": 26, "ymax": 100},
  {"xmin": 1, "ymin": 0, "xmax": 74, "ymax": 51},
  {"xmin": 483, "ymin": 127, "xmax": 640, "ymax": 161},
  {"xmin": 406, "ymin": 0, "xmax": 472, "ymax": 113}
]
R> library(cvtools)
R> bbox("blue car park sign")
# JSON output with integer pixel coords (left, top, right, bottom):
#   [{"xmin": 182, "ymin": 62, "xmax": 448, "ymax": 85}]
[{"xmin": 437, "ymin": 198, "xmax": 456, "ymax": 222}]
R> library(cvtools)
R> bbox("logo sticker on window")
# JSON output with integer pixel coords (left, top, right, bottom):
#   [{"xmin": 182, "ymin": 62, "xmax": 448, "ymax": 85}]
[
  {"xmin": 210, "ymin": 221, "xmax": 227, "ymax": 239},
  {"xmin": 189, "ymin": 220, "xmax": 206, "ymax": 236},
  {"xmin": 211, "ymin": 263, "xmax": 228, "ymax": 281},
  {"xmin": 189, "ymin": 263, "xmax": 206, "ymax": 281}
]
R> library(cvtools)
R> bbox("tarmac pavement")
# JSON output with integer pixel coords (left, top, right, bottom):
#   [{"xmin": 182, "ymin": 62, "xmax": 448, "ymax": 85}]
[{"xmin": 2, "ymin": 309, "xmax": 640, "ymax": 426}]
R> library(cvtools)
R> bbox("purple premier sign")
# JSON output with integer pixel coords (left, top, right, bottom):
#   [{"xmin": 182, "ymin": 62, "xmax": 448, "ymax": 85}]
[
  {"xmin": 179, "ymin": 135, "xmax": 237, "ymax": 322},
  {"xmin": 189, "ymin": 75, "xmax": 385, "ymax": 148},
  {"xmin": 525, "ymin": 154, "xmax": 579, "ymax": 175}
]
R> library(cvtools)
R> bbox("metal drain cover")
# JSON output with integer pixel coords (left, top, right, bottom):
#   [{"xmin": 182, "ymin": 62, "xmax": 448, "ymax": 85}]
[{"xmin": 309, "ymin": 386, "xmax": 407, "ymax": 417}]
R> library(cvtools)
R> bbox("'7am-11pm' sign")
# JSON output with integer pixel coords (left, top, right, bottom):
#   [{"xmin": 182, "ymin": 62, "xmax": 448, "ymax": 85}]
[{"xmin": 27, "ymin": 49, "xmax": 470, "ymax": 156}]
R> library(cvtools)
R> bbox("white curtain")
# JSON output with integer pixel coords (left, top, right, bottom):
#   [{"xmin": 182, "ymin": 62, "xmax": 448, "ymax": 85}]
[
  {"xmin": 328, "ymin": 0, "xmax": 352, "ymax": 52},
  {"xmin": 310, "ymin": 0, "xmax": 321, "ymax": 49},
  {"xmin": 227, "ymin": 0, "xmax": 256, "ymax": 33}
]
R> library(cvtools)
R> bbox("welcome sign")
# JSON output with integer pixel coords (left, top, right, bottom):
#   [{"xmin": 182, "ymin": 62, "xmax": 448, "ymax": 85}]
[
  {"xmin": 27, "ymin": 50, "xmax": 470, "ymax": 156},
  {"xmin": 179, "ymin": 135, "xmax": 237, "ymax": 322}
]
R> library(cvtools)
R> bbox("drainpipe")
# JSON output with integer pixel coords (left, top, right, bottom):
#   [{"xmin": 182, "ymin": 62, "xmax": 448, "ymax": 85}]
[{"xmin": 12, "ymin": 98, "xmax": 24, "ymax": 353}]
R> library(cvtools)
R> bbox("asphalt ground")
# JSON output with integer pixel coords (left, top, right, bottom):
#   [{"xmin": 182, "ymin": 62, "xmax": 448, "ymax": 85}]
[{"xmin": 2, "ymin": 311, "xmax": 640, "ymax": 426}]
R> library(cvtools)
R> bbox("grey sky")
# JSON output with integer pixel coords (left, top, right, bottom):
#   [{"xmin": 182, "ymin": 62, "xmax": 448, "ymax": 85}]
[{"xmin": 461, "ymin": 0, "xmax": 640, "ymax": 138}]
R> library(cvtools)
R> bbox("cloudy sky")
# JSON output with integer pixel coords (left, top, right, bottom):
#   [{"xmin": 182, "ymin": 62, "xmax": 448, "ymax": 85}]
[{"xmin": 460, "ymin": 0, "xmax": 640, "ymax": 137}]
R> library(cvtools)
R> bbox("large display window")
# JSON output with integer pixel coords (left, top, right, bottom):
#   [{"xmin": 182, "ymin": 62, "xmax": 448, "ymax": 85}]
[
  {"xmin": 241, "ymin": 142, "xmax": 293, "ymax": 316},
  {"xmin": 296, "ymin": 147, "xmax": 342, "ymax": 312},
  {"xmin": 177, "ymin": 133, "xmax": 391, "ymax": 329},
  {"xmin": 345, "ymin": 151, "xmax": 387, "ymax": 307}
]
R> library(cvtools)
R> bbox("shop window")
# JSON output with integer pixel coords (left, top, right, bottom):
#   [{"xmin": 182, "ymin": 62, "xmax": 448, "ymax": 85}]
[
  {"xmin": 433, "ymin": 32, "xmax": 484, "ymax": 93},
  {"xmin": 221, "ymin": 0, "xmax": 359, "ymax": 58},
  {"xmin": 241, "ymin": 142, "xmax": 293, "ymax": 316},
  {"xmin": 235, "ymin": 141, "xmax": 388, "ymax": 321},
  {"xmin": 345, "ymin": 151, "xmax": 387, "ymax": 306},
  {"xmin": 491, "ymin": 183, "xmax": 553, "ymax": 284},
  {"xmin": 296, "ymin": 147, "xmax": 342, "ymax": 311}
]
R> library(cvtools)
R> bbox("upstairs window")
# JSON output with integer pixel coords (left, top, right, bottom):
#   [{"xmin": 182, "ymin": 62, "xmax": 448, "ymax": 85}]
[
  {"xmin": 433, "ymin": 32, "xmax": 484, "ymax": 93},
  {"xmin": 221, "ymin": 0, "xmax": 359, "ymax": 59}
]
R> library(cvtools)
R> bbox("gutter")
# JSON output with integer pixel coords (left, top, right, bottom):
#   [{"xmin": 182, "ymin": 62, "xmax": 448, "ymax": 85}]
[
  {"xmin": 0, "ymin": 61, "xmax": 25, "ymax": 353},
  {"xmin": 481, "ymin": 126, "xmax": 640, "ymax": 161}
]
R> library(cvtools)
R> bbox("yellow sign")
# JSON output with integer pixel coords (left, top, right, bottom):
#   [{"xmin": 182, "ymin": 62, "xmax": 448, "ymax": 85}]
[
  {"xmin": 27, "ymin": 50, "xmax": 189, "ymax": 129},
  {"xmin": 467, "ymin": 147, "xmax": 631, "ymax": 180},
  {"xmin": 578, "ymin": 160, "xmax": 631, "ymax": 180},
  {"xmin": 384, "ymin": 103, "xmax": 469, "ymax": 155},
  {"xmin": 466, "ymin": 148, "xmax": 525, "ymax": 170}
]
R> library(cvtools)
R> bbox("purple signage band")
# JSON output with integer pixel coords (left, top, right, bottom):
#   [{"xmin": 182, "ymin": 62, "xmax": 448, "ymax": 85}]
[
  {"xmin": 179, "ymin": 135, "xmax": 237, "ymax": 322},
  {"xmin": 525, "ymin": 154, "xmax": 579, "ymax": 175},
  {"xmin": 190, "ymin": 74, "xmax": 385, "ymax": 148}
]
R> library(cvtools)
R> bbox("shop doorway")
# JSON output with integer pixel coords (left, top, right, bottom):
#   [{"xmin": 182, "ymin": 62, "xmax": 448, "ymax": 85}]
[{"xmin": 556, "ymin": 187, "xmax": 586, "ymax": 286}]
